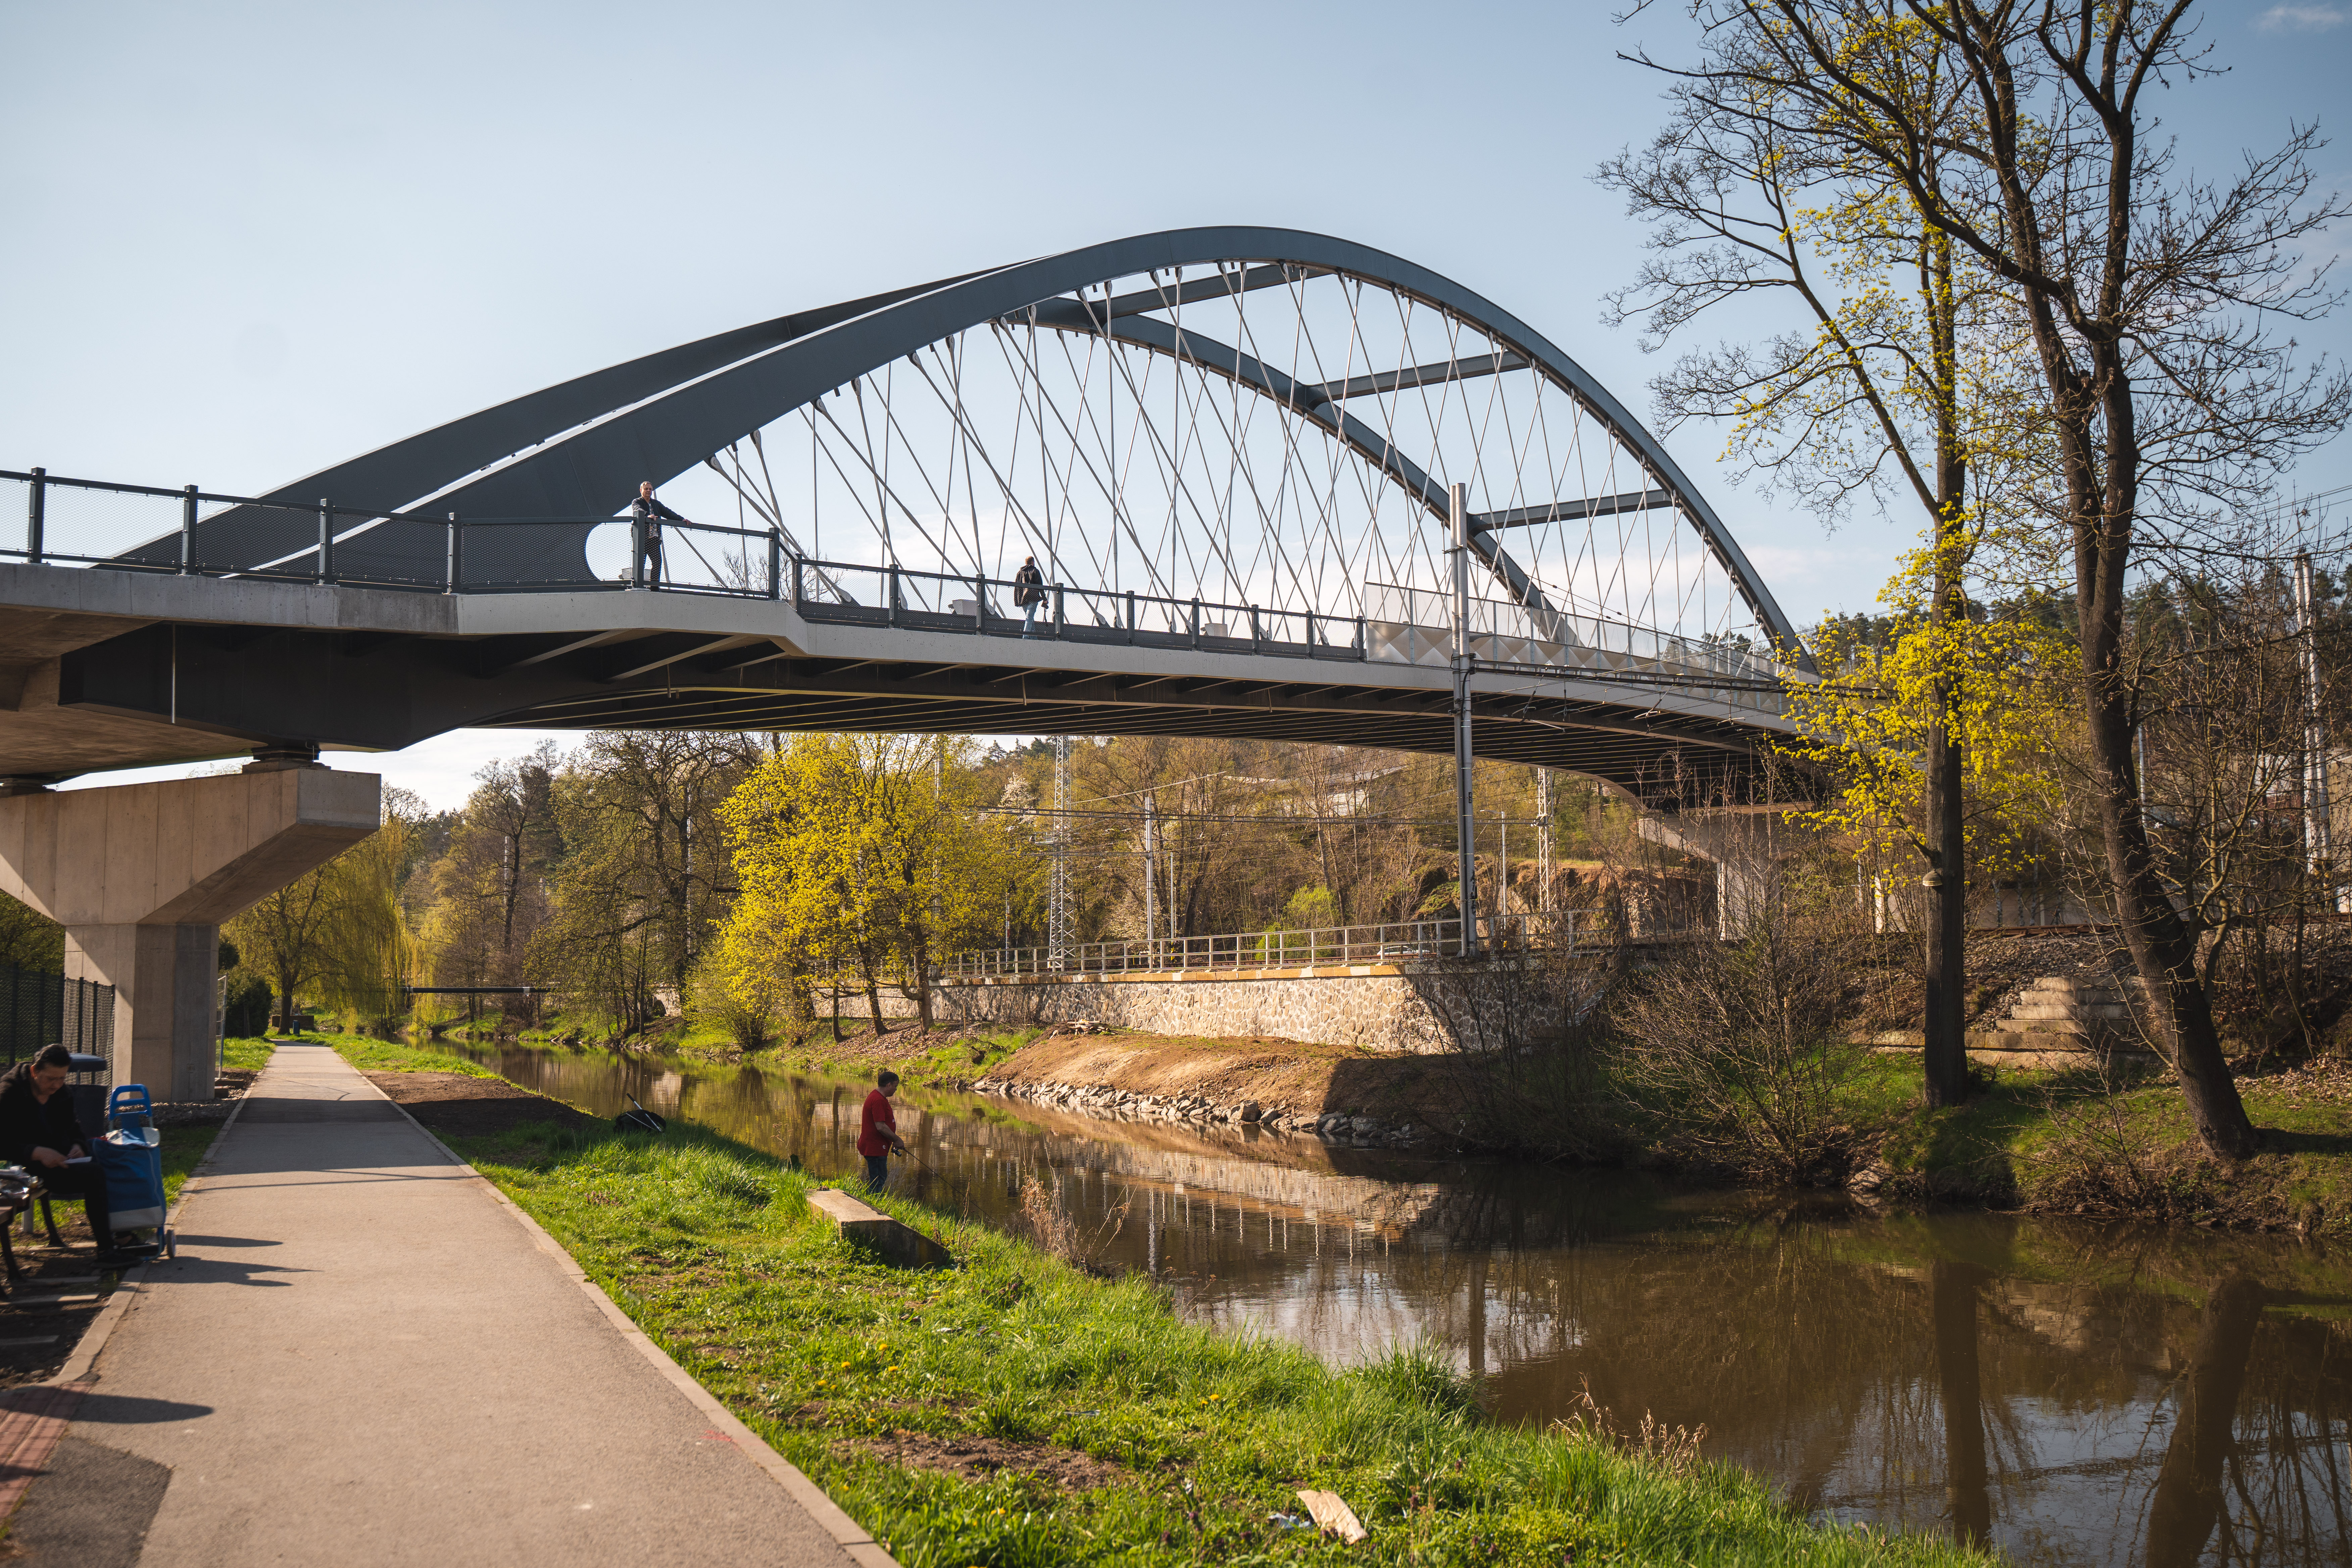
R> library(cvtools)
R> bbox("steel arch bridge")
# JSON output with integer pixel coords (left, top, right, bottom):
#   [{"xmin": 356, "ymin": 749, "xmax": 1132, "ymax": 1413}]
[{"xmin": 0, "ymin": 228, "xmax": 1809, "ymax": 798}]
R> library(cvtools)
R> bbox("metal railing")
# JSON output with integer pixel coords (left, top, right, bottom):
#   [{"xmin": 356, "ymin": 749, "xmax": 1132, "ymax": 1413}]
[
  {"xmin": 943, "ymin": 909, "xmax": 1594, "ymax": 979},
  {"xmin": 0, "ymin": 465, "xmax": 1793, "ymax": 707},
  {"xmin": 0, "ymin": 964, "xmax": 114, "ymax": 1074}
]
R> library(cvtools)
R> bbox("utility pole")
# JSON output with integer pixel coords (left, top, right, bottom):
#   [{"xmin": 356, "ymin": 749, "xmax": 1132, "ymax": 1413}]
[
  {"xmin": 1450, "ymin": 482, "xmax": 1479, "ymax": 957},
  {"xmin": 1142, "ymin": 793, "xmax": 1158, "ymax": 964},
  {"xmin": 1047, "ymin": 734, "xmax": 1073, "ymax": 970},
  {"xmin": 2297, "ymin": 554, "xmax": 2343, "ymax": 912},
  {"xmin": 1535, "ymin": 767, "xmax": 1555, "ymax": 916}
]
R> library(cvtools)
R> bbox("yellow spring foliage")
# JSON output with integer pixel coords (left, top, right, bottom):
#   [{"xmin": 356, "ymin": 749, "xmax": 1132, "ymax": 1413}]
[{"xmin": 1782, "ymin": 547, "xmax": 2075, "ymax": 884}]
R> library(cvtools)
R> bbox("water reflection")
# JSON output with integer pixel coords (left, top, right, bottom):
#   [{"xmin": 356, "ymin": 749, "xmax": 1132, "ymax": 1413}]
[{"xmin": 422, "ymin": 1039, "xmax": 2352, "ymax": 1568}]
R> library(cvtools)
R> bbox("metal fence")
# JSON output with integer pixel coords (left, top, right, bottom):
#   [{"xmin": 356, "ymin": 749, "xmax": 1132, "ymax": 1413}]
[
  {"xmin": 0, "ymin": 964, "xmax": 114, "ymax": 1074},
  {"xmin": 942, "ymin": 910, "xmax": 1601, "ymax": 979}
]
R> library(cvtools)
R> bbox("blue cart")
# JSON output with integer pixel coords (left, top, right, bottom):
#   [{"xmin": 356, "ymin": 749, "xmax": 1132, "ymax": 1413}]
[{"xmin": 96, "ymin": 1085, "xmax": 173, "ymax": 1259}]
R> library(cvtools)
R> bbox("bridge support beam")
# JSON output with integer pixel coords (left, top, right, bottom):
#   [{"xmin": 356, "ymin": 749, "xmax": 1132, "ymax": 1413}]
[
  {"xmin": 1638, "ymin": 807, "xmax": 1810, "ymax": 938},
  {"xmin": 0, "ymin": 769, "xmax": 381, "ymax": 1103}
]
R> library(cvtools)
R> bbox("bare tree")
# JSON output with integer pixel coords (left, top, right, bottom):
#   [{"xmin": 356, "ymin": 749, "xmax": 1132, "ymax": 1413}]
[
  {"xmin": 1637, "ymin": 0, "xmax": 2352, "ymax": 1155},
  {"xmin": 1602, "ymin": 16, "xmax": 2043, "ymax": 1107}
]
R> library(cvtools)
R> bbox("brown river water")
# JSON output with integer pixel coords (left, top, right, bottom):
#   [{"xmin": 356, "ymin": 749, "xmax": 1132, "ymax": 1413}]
[{"xmin": 416, "ymin": 1038, "xmax": 2352, "ymax": 1568}]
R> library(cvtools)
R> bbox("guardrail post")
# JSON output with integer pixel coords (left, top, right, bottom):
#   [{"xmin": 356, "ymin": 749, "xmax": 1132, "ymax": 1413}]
[
  {"xmin": 1249, "ymin": 606, "xmax": 1262, "ymax": 653},
  {"xmin": 1190, "ymin": 597, "xmax": 1201, "ymax": 648},
  {"xmin": 178, "ymin": 485, "xmax": 198, "ymax": 574},
  {"xmin": 886, "ymin": 564, "xmax": 899, "ymax": 627},
  {"xmin": 317, "ymin": 498, "xmax": 333, "ymax": 584},
  {"xmin": 1355, "ymin": 615, "xmax": 1367, "ymax": 658},
  {"xmin": 446, "ymin": 513, "xmax": 461, "ymax": 593},
  {"xmin": 1052, "ymin": 584, "xmax": 1065, "ymax": 638},
  {"xmin": 768, "ymin": 529, "xmax": 781, "ymax": 600},
  {"xmin": 1125, "ymin": 589, "xmax": 1136, "ymax": 645},
  {"xmin": 790, "ymin": 554, "xmax": 804, "ymax": 608},
  {"xmin": 24, "ymin": 468, "xmax": 43, "ymax": 564},
  {"xmin": 975, "ymin": 575, "xmax": 986, "ymax": 632}
]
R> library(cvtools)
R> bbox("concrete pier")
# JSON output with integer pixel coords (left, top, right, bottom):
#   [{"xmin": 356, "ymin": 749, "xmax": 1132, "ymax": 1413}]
[{"xmin": 0, "ymin": 769, "xmax": 381, "ymax": 1100}]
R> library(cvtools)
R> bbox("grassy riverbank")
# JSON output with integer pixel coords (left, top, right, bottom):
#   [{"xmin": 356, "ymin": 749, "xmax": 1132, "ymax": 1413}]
[
  {"xmin": 337, "ymin": 1042, "xmax": 1981, "ymax": 1568},
  {"xmin": 1862, "ymin": 1055, "xmax": 2352, "ymax": 1227},
  {"xmin": 972, "ymin": 1030, "xmax": 2352, "ymax": 1233}
]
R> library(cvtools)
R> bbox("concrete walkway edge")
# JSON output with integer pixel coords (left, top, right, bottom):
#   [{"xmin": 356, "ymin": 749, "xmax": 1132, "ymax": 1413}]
[{"xmin": 349, "ymin": 1072, "xmax": 902, "ymax": 1568}]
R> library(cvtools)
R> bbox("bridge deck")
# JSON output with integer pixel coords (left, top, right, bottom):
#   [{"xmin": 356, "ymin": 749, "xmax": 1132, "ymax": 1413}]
[{"xmin": 0, "ymin": 563, "xmax": 1793, "ymax": 794}]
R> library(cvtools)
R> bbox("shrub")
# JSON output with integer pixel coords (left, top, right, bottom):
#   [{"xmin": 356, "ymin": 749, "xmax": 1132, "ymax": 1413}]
[{"xmin": 1606, "ymin": 862, "xmax": 1870, "ymax": 1181}]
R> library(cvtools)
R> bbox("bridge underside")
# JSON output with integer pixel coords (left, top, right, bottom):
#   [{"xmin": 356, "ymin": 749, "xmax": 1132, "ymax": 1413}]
[{"xmin": 0, "ymin": 570, "xmax": 1776, "ymax": 804}]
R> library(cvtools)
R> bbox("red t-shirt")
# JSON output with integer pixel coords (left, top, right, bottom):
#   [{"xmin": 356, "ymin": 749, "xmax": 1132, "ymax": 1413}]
[{"xmin": 856, "ymin": 1088, "xmax": 897, "ymax": 1158}]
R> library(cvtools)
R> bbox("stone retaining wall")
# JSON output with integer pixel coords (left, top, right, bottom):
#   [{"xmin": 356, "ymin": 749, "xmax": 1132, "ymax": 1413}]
[{"xmin": 936, "ymin": 962, "xmax": 1564, "ymax": 1053}]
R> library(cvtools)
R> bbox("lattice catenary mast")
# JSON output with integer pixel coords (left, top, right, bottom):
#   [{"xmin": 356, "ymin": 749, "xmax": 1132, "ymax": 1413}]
[{"xmin": 1047, "ymin": 734, "xmax": 1074, "ymax": 969}]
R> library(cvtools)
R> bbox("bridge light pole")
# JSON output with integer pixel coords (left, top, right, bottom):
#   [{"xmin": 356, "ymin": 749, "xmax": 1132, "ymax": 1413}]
[{"xmin": 1450, "ymin": 481, "xmax": 1479, "ymax": 958}]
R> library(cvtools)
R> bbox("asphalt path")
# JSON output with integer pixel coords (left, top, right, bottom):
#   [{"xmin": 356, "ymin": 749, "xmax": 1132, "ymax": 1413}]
[{"xmin": 12, "ymin": 1043, "xmax": 868, "ymax": 1566}]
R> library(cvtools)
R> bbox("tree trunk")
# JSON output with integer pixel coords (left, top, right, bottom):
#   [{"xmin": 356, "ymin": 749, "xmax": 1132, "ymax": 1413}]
[
  {"xmin": 2074, "ymin": 371, "xmax": 2259, "ymax": 1156},
  {"xmin": 1923, "ymin": 709, "xmax": 1970, "ymax": 1106},
  {"xmin": 1921, "ymin": 233, "xmax": 1971, "ymax": 1109},
  {"xmin": 861, "ymin": 952, "xmax": 885, "ymax": 1036},
  {"xmin": 911, "ymin": 937, "xmax": 934, "ymax": 1031}
]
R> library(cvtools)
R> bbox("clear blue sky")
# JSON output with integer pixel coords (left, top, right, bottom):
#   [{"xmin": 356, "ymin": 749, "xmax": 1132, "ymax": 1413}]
[{"xmin": 6, "ymin": 0, "xmax": 2347, "ymax": 807}]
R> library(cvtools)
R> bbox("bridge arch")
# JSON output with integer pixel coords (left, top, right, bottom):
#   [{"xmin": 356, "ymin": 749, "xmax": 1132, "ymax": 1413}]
[{"xmin": 144, "ymin": 228, "xmax": 1807, "ymax": 676}]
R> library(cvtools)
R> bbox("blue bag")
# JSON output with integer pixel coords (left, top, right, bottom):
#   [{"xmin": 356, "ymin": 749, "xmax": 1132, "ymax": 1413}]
[{"xmin": 98, "ymin": 1084, "xmax": 165, "ymax": 1233}]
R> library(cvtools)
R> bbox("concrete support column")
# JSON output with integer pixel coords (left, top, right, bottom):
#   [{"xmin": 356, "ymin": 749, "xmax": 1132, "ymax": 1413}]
[
  {"xmin": 0, "ymin": 769, "xmax": 380, "ymax": 1102},
  {"xmin": 65, "ymin": 924, "xmax": 224, "ymax": 1103},
  {"xmin": 1637, "ymin": 807, "xmax": 1804, "ymax": 938}
]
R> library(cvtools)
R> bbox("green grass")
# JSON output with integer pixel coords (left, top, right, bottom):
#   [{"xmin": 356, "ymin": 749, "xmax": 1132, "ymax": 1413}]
[
  {"xmin": 220, "ymin": 1036, "xmax": 278, "ymax": 1073},
  {"xmin": 322, "ymin": 1035, "xmax": 506, "ymax": 1079},
  {"xmin": 434, "ymin": 1113, "xmax": 1986, "ymax": 1568},
  {"xmin": 1849, "ymin": 1051, "xmax": 2352, "ymax": 1226}
]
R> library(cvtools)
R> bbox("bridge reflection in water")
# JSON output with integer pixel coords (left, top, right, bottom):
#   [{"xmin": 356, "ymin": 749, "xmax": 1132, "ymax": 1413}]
[{"xmin": 427, "ymin": 1039, "xmax": 2352, "ymax": 1568}]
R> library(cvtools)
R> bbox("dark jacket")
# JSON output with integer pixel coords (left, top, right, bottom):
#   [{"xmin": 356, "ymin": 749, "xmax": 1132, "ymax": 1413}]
[
  {"xmin": 631, "ymin": 495, "xmax": 688, "ymax": 537},
  {"xmin": 1013, "ymin": 563, "xmax": 1045, "ymax": 606},
  {"xmin": 0, "ymin": 1065, "xmax": 83, "ymax": 1166}
]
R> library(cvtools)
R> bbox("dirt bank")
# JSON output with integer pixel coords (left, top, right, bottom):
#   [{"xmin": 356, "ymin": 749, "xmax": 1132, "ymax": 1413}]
[
  {"xmin": 364, "ymin": 1071, "xmax": 597, "ymax": 1139},
  {"xmin": 976, "ymin": 1029, "xmax": 1488, "ymax": 1147}
]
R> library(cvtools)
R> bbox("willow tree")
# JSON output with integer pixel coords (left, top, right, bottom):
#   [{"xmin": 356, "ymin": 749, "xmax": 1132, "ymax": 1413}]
[
  {"xmin": 227, "ymin": 790, "xmax": 420, "ymax": 1031},
  {"xmin": 1601, "ymin": 10, "xmax": 2042, "ymax": 1104},
  {"xmin": 1652, "ymin": 0, "xmax": 2352, "ymax": 1155},
  {"xmin": 719, "ymin": 733, "xmax": 1017, "ymax": 1031}
]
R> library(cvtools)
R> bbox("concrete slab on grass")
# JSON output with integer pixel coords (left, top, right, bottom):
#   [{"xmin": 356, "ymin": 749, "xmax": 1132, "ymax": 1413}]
[{"xmin": 808, "ymin": 1188, "xmax": 956, "ymax": 1269}]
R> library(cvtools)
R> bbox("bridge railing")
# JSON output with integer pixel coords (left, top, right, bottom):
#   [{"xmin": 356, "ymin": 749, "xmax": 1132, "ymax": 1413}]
[
  {"xmin": 0, "ymin": 467, "xmax": 1792, "ymax": 706},
  {"xmin": 788, "ymin": 556, "xmax": 1372, "ymax": 660},
  {"xmin": 943, "ymin": 910, "xmax": 1599, "ymax": 979}
]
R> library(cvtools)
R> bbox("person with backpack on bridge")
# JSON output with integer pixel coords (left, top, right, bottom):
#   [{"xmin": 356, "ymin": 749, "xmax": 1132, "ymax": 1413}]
[{"xmin": 1014, "ymin": 555, "xmax": 1046, "ymax": 635}]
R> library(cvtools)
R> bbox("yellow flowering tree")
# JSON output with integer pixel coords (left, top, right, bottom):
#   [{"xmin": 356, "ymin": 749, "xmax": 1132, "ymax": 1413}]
[
  {"xmin": 717, "ymin": 733, "xmax": 1022, "ymax": 1033},
  {"xmin": 1783, "ymin": 550, "xmax": 2073, "ymax": 929}
]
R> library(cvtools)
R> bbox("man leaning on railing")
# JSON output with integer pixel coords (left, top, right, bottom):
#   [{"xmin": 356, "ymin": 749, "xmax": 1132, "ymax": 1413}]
[{"xmin": 631, "ymin": 481, "xmax": 690, "ymax": 589}]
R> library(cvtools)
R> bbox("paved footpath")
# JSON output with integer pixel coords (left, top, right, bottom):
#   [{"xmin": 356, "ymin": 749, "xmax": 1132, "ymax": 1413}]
[{"xmin": 5, "ymin": 1043, "xmax": 877, "ymax": 1567}]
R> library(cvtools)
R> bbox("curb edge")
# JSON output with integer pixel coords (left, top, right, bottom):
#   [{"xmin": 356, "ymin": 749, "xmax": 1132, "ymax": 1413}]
[{"xmin": 354, "ymin": 1068, "xmax": 904, "ymax": 1568}]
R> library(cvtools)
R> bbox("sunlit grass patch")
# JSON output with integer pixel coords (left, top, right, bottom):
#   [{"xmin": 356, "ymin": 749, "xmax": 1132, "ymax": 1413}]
[
  {"xmin": 325, "ymin": 1037, "xmax": 505, "ymax": 1079},
  {"xmin": 439, "ymin": 1115, "xmax": 1990, "ymax": 1568}
]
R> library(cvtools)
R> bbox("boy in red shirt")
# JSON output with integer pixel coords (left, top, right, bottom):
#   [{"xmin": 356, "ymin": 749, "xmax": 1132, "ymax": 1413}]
[{"xmin": 857, "ymin": 1070, "xmax": 906, "ymax": 1192}]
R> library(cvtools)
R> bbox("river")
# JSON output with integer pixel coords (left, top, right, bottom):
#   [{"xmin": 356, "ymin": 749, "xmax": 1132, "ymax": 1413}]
[{"xmin": 412, "ymin": 1037, "xmax": 2352, "ymax": 1568}]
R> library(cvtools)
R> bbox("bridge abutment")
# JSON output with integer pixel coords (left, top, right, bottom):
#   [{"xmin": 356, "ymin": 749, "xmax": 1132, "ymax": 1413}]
[{"xmin": 0, "ymin": 769, "xmax": 381, "ymax": 1101}]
